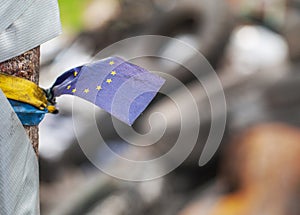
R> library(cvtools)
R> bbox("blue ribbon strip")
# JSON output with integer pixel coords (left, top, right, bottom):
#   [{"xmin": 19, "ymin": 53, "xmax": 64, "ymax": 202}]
[{"xmin": 9, "ymin": 100, "xmax": 48, "ymax": 126}]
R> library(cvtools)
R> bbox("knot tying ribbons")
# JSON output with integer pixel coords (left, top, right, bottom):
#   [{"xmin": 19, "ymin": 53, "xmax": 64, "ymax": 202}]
[
  {"xmin": 0, "ymin": 73, "xmax": 57, "ymax": 112},
  {"xmin": 0, "ymin": 73, "xmax": 58, "ymax": 125}
]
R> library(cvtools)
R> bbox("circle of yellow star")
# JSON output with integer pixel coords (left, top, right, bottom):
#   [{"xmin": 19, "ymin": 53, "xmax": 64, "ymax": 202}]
[
  {"xmin": 109, "ymin": 61, "xmax": 115, "ymax": 65},
  {"xmin": 106, "ymin": 79, "xmax": 112, "ymax": 84},
  {"xmin": 84, "ymin": 88, "xmax": 90, "ymax": 93},
  {"xmin": 72, "ymin": 88, "xmax": 77, "ymax": 93},
  {"xmin": 96, "ymin": 86, "xmax": 102, "ymax": 91},
  {"xmin": 111, "ymin": 71, "xmax": 117, "ymax": 76}
]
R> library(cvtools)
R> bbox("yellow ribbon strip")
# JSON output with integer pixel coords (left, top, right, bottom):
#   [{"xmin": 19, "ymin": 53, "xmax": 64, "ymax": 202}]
[{"xmin": 0, "ymin": 73, "xmax": 56, "ymax": 112}]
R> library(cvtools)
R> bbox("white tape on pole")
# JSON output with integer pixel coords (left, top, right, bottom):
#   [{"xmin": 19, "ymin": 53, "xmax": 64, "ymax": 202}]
[
  {"xmin": 0, "ymin": 0, "xmax": 34, "ymax": 33},
  {"xmin": 0, "ymin": 0, "xmax": 61, "ymax": 62},
  {"xmin": 0, "ymin": 89, "xmax": 40, "ymax": 215}
]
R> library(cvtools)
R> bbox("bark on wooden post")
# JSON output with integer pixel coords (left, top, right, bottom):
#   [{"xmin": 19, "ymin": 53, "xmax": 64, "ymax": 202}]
[{"xmin": 0, "ymin": 47, "xmax": 40, "ymax": 155}]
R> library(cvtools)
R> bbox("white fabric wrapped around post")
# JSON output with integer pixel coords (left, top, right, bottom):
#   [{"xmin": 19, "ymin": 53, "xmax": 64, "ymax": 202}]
[
  {"xmin": 0, "ymin": 89, "xmax": 40, "ymax": 215},
  {"xmin": 0, "ymin": 0, "xmax": 34, "ymax": 33},
  {"xmin": 0, "ymin": 0, "xmax": 62, "ymax": 62}
]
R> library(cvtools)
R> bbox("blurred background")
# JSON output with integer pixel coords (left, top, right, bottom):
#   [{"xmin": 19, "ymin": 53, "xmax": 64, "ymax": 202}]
[{"xmin": 38, "ymin": 0, "xmax": 300, "ymax": 214}]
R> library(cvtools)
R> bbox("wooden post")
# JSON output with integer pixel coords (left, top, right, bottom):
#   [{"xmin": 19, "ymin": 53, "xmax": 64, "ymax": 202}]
[{"xmin": 0, "ymin": 47, "xmax": 40, "ymax": 155}]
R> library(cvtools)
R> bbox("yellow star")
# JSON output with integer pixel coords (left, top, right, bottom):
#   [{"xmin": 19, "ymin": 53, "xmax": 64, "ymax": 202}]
[
  {"xmin": 84, "ymin": 88, "xmax": 90, "ymax": 93},
  {"xmin": 96, "ymin": 86, "xmax": 102, "ymax": 91},
  {"xmin": 109, "ymin": 61, "xmax": 115, "ymax": 65},
  {"xmin": 67, "ymin": 85, "xmax": 71, "ymax": 90},
  {"xmin": 72, "ymin": 88, "xmax": 77, "ymax": 93},
  {"xmin": 106, "ymin": 79, "xmax": 112, "ymax": 84},
  {"xmin": 74, "ymin": 71, "xmax": 78, "ymax": 77},
  {"xmin": 111, "ymin": 71, "xmax": 117, "ymax": 76}
]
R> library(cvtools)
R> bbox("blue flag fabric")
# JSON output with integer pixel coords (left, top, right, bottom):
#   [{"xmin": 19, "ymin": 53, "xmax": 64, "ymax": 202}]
[
  {"xmin": 9, "ymin": 100, "xmax": 47, "ymax": 126},
  {"xmin": 50, "ymin": 57, "xmax": 165, "ymax": 125}
]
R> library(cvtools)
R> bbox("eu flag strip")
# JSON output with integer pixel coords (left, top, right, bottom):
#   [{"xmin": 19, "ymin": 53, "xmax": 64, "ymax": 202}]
[{"xmin": 50, "ymin": 57, "xmax": 165, "ymax": 125}]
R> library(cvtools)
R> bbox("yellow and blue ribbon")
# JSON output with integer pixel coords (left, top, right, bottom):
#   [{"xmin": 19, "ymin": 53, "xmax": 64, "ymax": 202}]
[
  {"xmin": 0, "ymin": 73, "xmax": 57, "ymax": 125},
  {"xmin": 0, "ymin": 73, "xmax": 57, "ymax": 112}
]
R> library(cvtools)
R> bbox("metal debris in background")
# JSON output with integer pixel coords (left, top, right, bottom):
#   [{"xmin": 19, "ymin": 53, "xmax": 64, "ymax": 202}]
[
  {"xmin": 0, "ymin": 89, "xmax": 39, "ymax": 215},
  {"xmin": 0, "ymin": 0, "xmax": 61, "ymax": 62},
  {"xmin": 178, "ymin": 124, "xmax": 300, "ymax": 215},
  {"xmin": 38, "ymin": 0, "xmax": 300, "ymax": 214}
]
